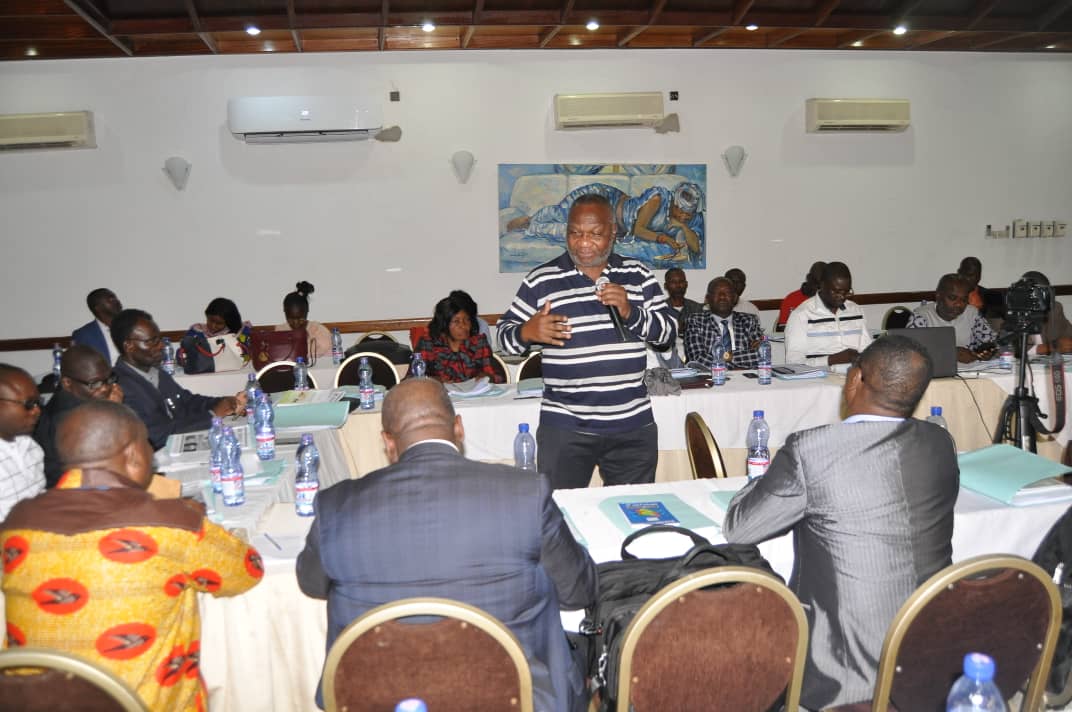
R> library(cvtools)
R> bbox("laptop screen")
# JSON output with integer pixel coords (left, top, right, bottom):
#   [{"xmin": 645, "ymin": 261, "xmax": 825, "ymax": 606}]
[{"xmin": 885, "ymin": 327, "xmax": 958, "ymax": 378}]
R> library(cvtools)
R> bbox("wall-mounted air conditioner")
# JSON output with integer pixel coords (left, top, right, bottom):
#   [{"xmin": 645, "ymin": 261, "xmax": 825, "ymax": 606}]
[
  {"xmin": 0, "ymin": 111, "xmax": 96, "ymax": 150},
  {"xmin": 554, "ymin": 92, "xmax": 665, "ymax": 129},
  {"xmin": 805, "ymin": 98, "xmax": 911, "ymax": 132},
  {"xmin": 227, "ymin": 96, "xmax": 383, "ymax": 144}
]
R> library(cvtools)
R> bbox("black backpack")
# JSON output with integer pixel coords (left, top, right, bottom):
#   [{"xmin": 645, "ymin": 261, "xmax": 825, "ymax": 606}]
[
  {"xmin": 578, "ymin": 525, "xmax": 780, "ymax": 710},
  {"xmin": 1032, "ymin": 504, "xmax": 1072, "ymax": 696}
]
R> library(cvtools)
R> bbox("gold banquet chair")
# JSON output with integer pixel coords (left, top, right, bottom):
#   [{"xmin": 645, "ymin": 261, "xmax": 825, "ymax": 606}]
[
  {"xmin": 518, "ymin": 351, "xmax": 543, "ymax": 381},
  {"xmin": 0, "ymin": 648, "xmax": 148, "ymax": 712},
  {"xmin": 255, "ymin": 360, "xmax": 319, "ymax": 394},
  {"xmin": 334, "ymin": 352, "xmax": 400, "ymax": 389},
  {"xmin": 616, "ymin": 566, "xmax": 808, "ymax": 712},
  {"xmin": 490, "ymin": 353, "xmax": 512, "ymax": 385},
  {"xmin": 827, "ymin": 554, "xmax": 1061, "ymax": 712},
  {"xmin": 323, "ymin": 597, "xmax": 534, "ymax": 712},
  {"xmin": 685, "ymin": 411, "xmax": 728, "ymax": 479}
]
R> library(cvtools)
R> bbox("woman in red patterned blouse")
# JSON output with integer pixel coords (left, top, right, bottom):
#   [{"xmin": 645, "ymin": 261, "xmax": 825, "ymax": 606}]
[{"xmin": 416, "ymin": 295, "xmax": 504, "ymax": 384}]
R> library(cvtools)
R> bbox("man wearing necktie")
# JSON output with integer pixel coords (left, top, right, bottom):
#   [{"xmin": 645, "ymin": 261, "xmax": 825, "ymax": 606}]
[{"xmin": 683, "ymin": 277, "xmax": 766, "ymax": 369}]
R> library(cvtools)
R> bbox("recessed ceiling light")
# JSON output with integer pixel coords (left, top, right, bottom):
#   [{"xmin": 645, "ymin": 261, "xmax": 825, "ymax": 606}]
[
  {"xmin": 25, "ymin": 47, "xmax": 37, "ymax": 56},
  {"xmin": 893, "ymin": 25, "xmax": 907, "ymax": 35},
  {"xmin": 263, "ymin": 41, "xmax": 274, "ymax": 52},
  {"xmin": 852, "ymin": 40, "xmax": 863, "ymax": 47},
  {"xmin": 586, "ymin": 20, "xmax": 600, "ymax": 31},
  {"xmin": 245, "ymin": 25, "xmax": 261, "ymax": 36},
  {"xmin": 1046, "ymin": 44, "xmax": 1057, "ymax": 49},
  {"xmin": 422, "ymin": 21, "xmax": 435, "ymax": 32},
  {"xmin": 570, "ymin": 36, "xmax": 582, "ymax": 46},
  {"xmin": 745, "ymin": 24, "xmax": 758, "ymax": 31}
]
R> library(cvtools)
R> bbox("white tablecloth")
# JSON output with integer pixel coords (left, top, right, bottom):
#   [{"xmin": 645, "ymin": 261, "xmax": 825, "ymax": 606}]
[{"xmin": 174, "ymin": 364, "xmax": 341, "ymax": 397}]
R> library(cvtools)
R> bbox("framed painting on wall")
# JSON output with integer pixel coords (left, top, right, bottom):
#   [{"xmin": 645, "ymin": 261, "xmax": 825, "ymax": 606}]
[{"xmin": 497, "ymin": 163, "xmax": 708, "ymax": 273}]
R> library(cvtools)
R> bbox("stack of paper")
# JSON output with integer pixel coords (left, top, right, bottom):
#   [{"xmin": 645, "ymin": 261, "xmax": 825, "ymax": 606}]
[
  {"xmin": 273, "ymin": 402, "xmax": 350, "ymax": 429},
  {"xmin": 516, "ymin": 377, "xmax": 544, "ymax": 397},
  {"xmin": 445, "ymin": 377, "xmax": 494, "ymax": 398},
  {"xmin": 958, "ymin": 444, "xmax": 1072, "ymax": 506},
  {"xmin": 772, "ymin": 364, "xmax": 827, "ymax": 380}
]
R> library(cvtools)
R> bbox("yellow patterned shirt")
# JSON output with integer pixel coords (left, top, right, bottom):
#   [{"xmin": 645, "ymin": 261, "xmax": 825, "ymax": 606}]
[{"xmin": 2, "ymin": 468, "xmax": 263, "ymax": 711}]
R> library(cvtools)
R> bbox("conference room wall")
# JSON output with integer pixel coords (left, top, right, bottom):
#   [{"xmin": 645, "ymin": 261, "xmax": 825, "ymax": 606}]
[{"xmin": 0, "ymin": 49, "xmax": 1069, "ymax": 356}]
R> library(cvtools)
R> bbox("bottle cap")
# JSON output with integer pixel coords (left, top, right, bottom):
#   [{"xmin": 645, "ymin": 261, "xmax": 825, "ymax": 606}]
[
  {"xmin": 931, "ymin": 406, "xmax": 942, "ymax": 416},
  {"xmin": 300, "ymin": 433, "xmax": 314, "ymax": 445},
  {"xmin": 962, "ymin": 652, "xmax": 996, "ymax": 682},
  {"xmin": 296, "ymin": 357, "xmax": 305, "ymax": 364},
  {"xmin": 211, "ymin": 417, "xmax": 223, "ymax": 426},
  {"xmin": 360, "ymin": 356, "xmax": 369, "ymax": 364},
  {"xmin": 753, "ymin": 410, "xmax": 764, "ymax": 418},
  {"xmin": 519, "ymin": 423, "xmax": 529, "ymax": 433},
  {"xmin": 395, "ymin": 700, "xmax": 427, "ymax": 712}
]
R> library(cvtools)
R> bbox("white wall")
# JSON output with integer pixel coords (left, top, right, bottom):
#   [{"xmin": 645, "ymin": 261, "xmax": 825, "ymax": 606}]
[{"xmin": 1, "ymin": 48, "xmax": 1070, "ymax": 354}]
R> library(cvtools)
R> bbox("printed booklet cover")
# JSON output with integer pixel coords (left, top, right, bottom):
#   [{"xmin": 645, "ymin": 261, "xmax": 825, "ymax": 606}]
[{"xmin": 619, "ymin": 501, "xmax": 679, "ymax": 525}]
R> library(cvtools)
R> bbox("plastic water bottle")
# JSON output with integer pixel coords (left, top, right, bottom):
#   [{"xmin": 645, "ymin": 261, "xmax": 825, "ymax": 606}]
[
  {"xmin": 244, "ymin": 373, "xmax": 260, "ymax": 420},
  {"xmin": 331, "ymin": 328, "xmax": 344, "ymax": 365},
  {"xmin": 999, "ymin": 346, "xmax": 1014, "ymax": 370},
  {"xmin": 51, "ymin": 343, "xmax": 63, "ymax": 382},
  {"xmin": 219, "ymin": 426, "xmax": 245, "ymax": 507},
  {"xmin": 757, "ymin": 336, "xmax": 772, "ymax": 386},
  {"xmin": 294, "ymin": 356, "xmax": 309, "ymax": 391},
  {"xmin": 710, "ymin": 338, "xmax": 727, "ymax": 386},
  {"xmin": 161, "ymin": 338, "xmax": 176, "ymax": 375},
  {"xmin": 927, "ymin": 406, "xmax": 949, "ymax": 430},
  {"xmin": 746, "ymin": 410, "xmax": 771, "ymax": 480},
  {"xmin": 410, "ymin": 352, "xmax": 427, "ymax": 378},
  {"xmin": 946, "ymin": 652, "xmax": 1007, "ymax": 711},
  {"xmin": 294, "ymin": 433, "xmax": 320, "ymax": 517},
  {"xmin": 514, "ymin": 423, "xmax": 537, "ymax": 471},
  {"xmin": 208, "ymin": 417, "xmax": 225, "ymax": 494},
  {"xmin": 254, "ymin": 393, "xmax": 276, "ymax": 461},
  {"xmin": 395, "ymin": 700, "xmax": 427, "ymax": 712},
  {"xmin": 358, "ymin": 357, "xmax": 375, "ymax": 410}
]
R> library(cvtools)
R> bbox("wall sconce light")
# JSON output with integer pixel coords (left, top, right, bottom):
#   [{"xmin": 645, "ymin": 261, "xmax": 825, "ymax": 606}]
[
  {"xmin": 722, "ymin": 145, "xmax": 747, "ymax": 177},
  {"xmin": 451, "ymin": 150, "xmax": 476, "ymax": 183},
  {"xmin": 163, "ymin": 156, "xmax": 191, "ymax": 190}
]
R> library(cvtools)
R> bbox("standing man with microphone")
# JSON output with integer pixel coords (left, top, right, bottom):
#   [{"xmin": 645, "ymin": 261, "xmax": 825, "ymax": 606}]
[{"xmin": 498, "ymin": 194, "xmax": 676, "ymax": 489}]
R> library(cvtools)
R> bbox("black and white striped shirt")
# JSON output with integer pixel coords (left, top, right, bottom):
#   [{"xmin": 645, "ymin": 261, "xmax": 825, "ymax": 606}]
[{"xmin": 498, "ymin": 252, "xmax": 674, "ymax": 434}]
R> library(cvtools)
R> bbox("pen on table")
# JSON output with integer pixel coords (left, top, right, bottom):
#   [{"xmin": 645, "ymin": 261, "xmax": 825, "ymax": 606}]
[
  {"xmin": 514, "ymin": 395, "xmax": 541, "ymax": 400},
  {"xmin": 262, "ymin": 533, "xmax": 283, "ymax": 551}
]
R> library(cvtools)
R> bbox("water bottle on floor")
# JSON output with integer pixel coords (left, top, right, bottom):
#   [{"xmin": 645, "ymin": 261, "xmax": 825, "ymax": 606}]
[
  {"xmin": 410, "ymin": 352, "xmax": 427, "ymax": 378},
  {"xmin": 358, "ymin": 357, "xmax": 375, "ymax": 410},
  {"xmin": 294, "ymin": 433, "xmax": 320, "ymax": 517},
  {"xmin": 161, "ymin": 338, "xmax": 176, "ymax": 375},
  {"xmin": 757, "ymin": 336, "xmax": 772, "ymax": 385},
  {"xmin": 219, "ymin": 426, "xmax": 245, "ymax": 507},
  {"xmin": 244, "ymin": 373, "xmax": 260, "ymax": 420},
  {"xmin": 946, "ymin": 652, "xmax": 1007, "ymax": 711},
  {"xmin": 208, "ymin": 417, "xmax": 225, "ymax": 494},
  {"xmin": 294, "ymin": 357, "xmax": 309, "ymax": 391},
  {"xmin": 331, "ymin": 328, "xmax": 344, "ymax": 365},
  {"xmin": 514, "ymin": 423, "xmax": 537, "ymax": 471},
  {"xmin": 254, "ymin": 392, "xmax": 276, "ymax": 461},
  {"xmin": 746, "ymin": 410, "xmax": 771, "ymax": 480}
]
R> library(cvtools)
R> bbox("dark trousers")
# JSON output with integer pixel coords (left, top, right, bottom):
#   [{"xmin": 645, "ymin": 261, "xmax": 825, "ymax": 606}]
[{"xmin": 537, "ymin": 422, "xmax": 658, "ymax": 490}]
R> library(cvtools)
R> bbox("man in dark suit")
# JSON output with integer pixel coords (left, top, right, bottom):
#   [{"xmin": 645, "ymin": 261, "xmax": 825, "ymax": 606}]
[
  {"xmin": 111, "ymin": 309, "xmax": 242, "ymax": 450},
  {"xmin": 296, "ymin": 378, "xmax": 598, "ymax": 712},
  {"xmin": 724, "ymin": 335, "xmax": 959, "ymax": 710},
  {"xmin": 32, "ymin": 345, "xmax": 124, "ymax": 487},
  {"xmin": 71, "ymin": 288, "xmax": 123, "ymax": 363},
  {"xmin": 682, "ymin": 276, "xmax": 766, "ymax": 369}
]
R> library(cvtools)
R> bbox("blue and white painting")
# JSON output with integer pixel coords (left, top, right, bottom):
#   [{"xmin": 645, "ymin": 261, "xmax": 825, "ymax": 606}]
[{"xmin": 498, "ymin": 163, "xmax": 708, "ymax": 273}]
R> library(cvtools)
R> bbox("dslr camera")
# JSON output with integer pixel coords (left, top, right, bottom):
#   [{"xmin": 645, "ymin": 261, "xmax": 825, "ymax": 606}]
[{"xmin": 1004, "ymin": 276, "xmax": 1053, "ymax": 334}]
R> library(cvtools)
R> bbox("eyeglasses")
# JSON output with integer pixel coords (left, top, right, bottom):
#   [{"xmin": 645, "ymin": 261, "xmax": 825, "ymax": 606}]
[
  {"xmin": 129, "ymin": 335, "xmax": 163, "ymax": 347},
  {"xmin": 0, "ymin": 396, "xmax": 42, "ymax": 411},
  {"xmin": 70, "ymin": 372, "xmax": 118, "ymax": 391}
]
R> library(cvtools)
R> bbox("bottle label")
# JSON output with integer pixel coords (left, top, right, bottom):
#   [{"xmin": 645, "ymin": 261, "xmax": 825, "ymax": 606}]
[
  {"xmin": 360, "ymin": 386, "xmax": 375, "ymax": 409},
  {"xmin": 256, "ymin": 432, "xmax": 276, "ymax": 460},
  {"xmin": 210, "ymin": 464, "xmax": 222, "ymax": 493},
  {"xmin": 221, "ymin": 473, "xmax": 245, "ymax": 506},
  {"xmin": 295, "ymin": 481, "xmax": 319, "ymax": 516},
  {"xmin": 1000, "ymin": 351, "xmax": 1014, "ymax": 369},
  {"xmin": 758, "ymin": 364, "xmax": 772, "ymax": 384},
  {"xmin": 711, "ymin": 363, "xmax": 726, "ymax": 386},
  {"xmin": 332, "ymin": 348, "xmax": 343, "ymax": 365},
  {"xmin": 747, "ymin": 456, "xmax": 770, "ymax": 479}
]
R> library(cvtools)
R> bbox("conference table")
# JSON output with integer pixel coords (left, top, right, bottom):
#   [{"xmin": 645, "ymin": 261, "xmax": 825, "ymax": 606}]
[{"xmin": 193, "ymin": 476, "xmax": 1071, "ymax": 712}]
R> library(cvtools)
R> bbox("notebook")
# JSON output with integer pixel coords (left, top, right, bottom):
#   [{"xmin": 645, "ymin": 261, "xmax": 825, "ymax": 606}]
[{"xmin": 885, "ymin": 327, "xmax": 957, "ymax": 378}]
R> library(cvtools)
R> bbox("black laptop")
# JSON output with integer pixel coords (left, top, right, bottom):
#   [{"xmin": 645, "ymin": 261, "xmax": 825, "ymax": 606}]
[{"xmin": 885, "ymin": 327, "xmax": 958, "ymax": 378}]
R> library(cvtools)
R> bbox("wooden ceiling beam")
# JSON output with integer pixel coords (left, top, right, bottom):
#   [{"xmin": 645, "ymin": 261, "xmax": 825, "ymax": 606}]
[
  {"xmin": 693, "ymin": 27, "xmax": 728, "ymax": 47},
  {"xmin": 287, "ymin": 0, "xmax": 302, "ymax": 52},
  {"xmin": 835, "ymin": 29, "xmax": 885, "ymax": 48},
  {"xmin": 767, "ymin": 28, "xmax": 808, "ymax": 47},
  {"xmin": 973, "ymin": 31, "xmax": 1034, "ymax": 49},
  {"xmin": 892, "ymin": 0, "xmax": 927, "ymax": 21},
  {"xmin": 732, "ymin": 0, "xmax": 756, "ymax": 26},
  {"xmin": 62, "ymin": 0, "xmax": 132, "ymax": 55},
  {"xmin": 379, "ymin": 0, "xmax": 387, "ymax": 50},
  {"xmin": 538, "ymin": 0, "xmax": 573, "ymax": 49},
  {"xmin": 618, "ymin": 0, "xmax": 668, "ymax": 47},
  {"xmin": 813, "ymin": 0, "xmax": 842, "ymax": 27},
  {"xmin": 965, "ymin": 0, "xmax": 1001, "ymax": 30},
  {"xmin": 1037, "ymin": 0, "xmax": 1072, "ymax": 30},
  {"xmin": 183, "ymin": 0, "xmax": 218, "ymax": 54},
  {"xmin": 904, "ymin": 29, "xmax": 958, "ymax": 49}
]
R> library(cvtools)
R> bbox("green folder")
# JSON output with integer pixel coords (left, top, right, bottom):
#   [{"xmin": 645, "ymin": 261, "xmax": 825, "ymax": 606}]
[
  {"xmin": 958, "ymin": 444, "xmax": 1072, "ymax": 505},
  {"xmin": 273, "ymin": 402, "xmax": 350, "ymax": 429},
  {"xmin": 598, "ymin": 493, "xmax": 717, "ymax": 536},
  {"xmin": 710, "ymin": 489, "xmax": 743, "ymax": 512}
]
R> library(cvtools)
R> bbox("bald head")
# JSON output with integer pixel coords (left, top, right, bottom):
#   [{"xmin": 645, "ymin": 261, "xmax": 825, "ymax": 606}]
[
  {"xmin": 381, "ymin": 379, "xmax": 460, "ymax": 456},
  {"xmin": 57, "ymin": 401, "xmax": 152, "ymax": 485},
  {"xmin": 855, "ymin": 336, "xmax": 933, "ymax": 417},
  {"xmin": 61, "ymin": 344, "xmax": 110, "ymax": 381}
]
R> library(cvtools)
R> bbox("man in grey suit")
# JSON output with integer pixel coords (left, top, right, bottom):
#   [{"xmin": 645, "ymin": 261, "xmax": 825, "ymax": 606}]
[
  {"xmin": 296, "ymin": 378, "xmax": 598, "ymax": 712},
  {"xmin": 724, "ymin": 335, "xmax": 958, "ymax": 710}
]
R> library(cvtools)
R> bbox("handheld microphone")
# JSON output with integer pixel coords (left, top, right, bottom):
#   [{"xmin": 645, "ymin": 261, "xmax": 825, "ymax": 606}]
[{"xmin": 595, "ymin": 276, "xmax": 629, "ymax": 343}]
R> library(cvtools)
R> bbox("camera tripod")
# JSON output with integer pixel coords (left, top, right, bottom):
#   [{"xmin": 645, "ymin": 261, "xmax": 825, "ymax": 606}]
[{"xmin": 992, "ymin": 331, "xmax": 1050, "ymax": 452}]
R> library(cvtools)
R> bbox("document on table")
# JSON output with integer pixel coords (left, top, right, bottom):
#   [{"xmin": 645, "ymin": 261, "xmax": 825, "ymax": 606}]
[
  {"xmin": 958, "ymin": 444, "xmax": 1072, "ymax": 506},
  {"xmin": 598, "ymin": 493, "xmax": 717, "ymax": 535}
]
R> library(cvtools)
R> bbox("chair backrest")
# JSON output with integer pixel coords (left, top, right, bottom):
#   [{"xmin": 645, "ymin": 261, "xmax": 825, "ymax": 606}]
[
  {"xmin": 882, "ymin": 306, "xmax": 912, "ymax": 331},
  {"xmin": 335, "ymin": 352, "xmax": 400, "ymax": 389},
  {"xmin": 359, "ymin": 331, "xmax": 397, "ymax": 344},
  {"xmin": 323, "ymin": 597, "xmax": 534, "ymax": 712},
  {"xmin": 254, "ymin": 360, "xmax": 319, "ymax": 394},
  {"xmin": 617, "ymin": 566, "xmax": 808, "ymax": 712},
  {"xmin": 871, "ymin": 554, "xmax": 1061, "ymax": 712},
  {"xmin": 518, "ymin": 351, "xmax": 542, "ymax": 381},
  {"xmin": 490, "ymin": 353, "xmax": 511, "ymax": 385},
  {"xmin": 0, "ymin": 648, "xmax": 149, "ymax": 712},
  {"xmin": 409, "ymin": 325, "xmax": 430, "ymax": 349},
  {"xmin": 685, "ymin": 411, "xmax": 728, "ymax": 479}
]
